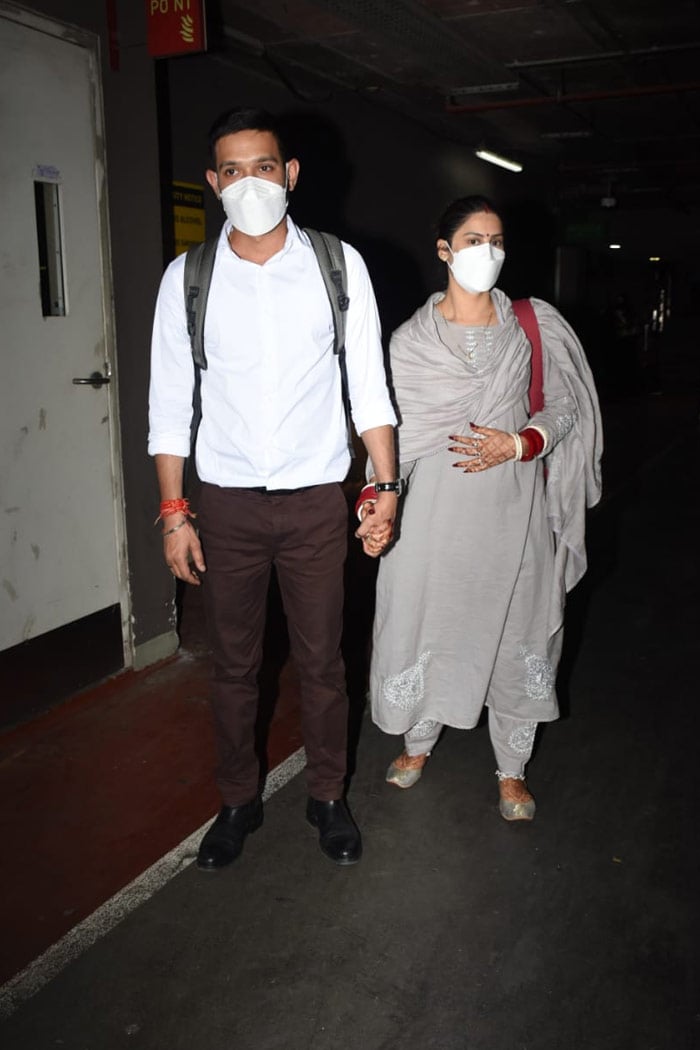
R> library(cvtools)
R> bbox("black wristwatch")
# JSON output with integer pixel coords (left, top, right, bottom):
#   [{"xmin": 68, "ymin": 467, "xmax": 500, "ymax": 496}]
[{"xmin": 373, "ymin": 480, "xmax": 404, "ymax": 496}]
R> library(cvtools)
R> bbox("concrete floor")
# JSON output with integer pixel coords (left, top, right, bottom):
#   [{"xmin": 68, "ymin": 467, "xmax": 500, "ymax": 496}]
[{"xmin": 1, "ymin": 376, "xmax": 698, "ymax": 1047}]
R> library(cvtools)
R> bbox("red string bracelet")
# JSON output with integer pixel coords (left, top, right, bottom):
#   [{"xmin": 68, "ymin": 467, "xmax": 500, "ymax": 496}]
[
  {"xmin": 519, "ymin": 427, "xmax": 545, "ymax": 462},
  {"xmin": 154, "ymin": 498, "xmax": 197, "ymax": 525}
]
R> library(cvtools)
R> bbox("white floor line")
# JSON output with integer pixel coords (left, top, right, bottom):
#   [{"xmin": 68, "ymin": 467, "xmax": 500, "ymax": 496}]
[{"xmin": 0, "ymin": 746, "xmax": 307, "ymax": 1020}]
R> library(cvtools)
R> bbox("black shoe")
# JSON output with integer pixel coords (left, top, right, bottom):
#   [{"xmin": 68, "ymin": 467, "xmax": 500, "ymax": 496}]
[
  {"xmin": 306, "ymin": 797, "xmax": 362, "ymax": 865},
  {"xmin": 196, "ymin": 798, "xmax": 263, "ymax": 870}
]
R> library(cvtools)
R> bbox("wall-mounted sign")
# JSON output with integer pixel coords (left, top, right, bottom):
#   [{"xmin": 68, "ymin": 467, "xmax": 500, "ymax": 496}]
[
  {"xmin": 33, "ymin": 164, "xmax": 62, "ymax": 183},
  {"xmin": 146, "ymin": 0, "xmax": 206, "ymax": 58},
  {"xmin": 172, "ymin": 181, "xmax": 205, "ymax": 256}
]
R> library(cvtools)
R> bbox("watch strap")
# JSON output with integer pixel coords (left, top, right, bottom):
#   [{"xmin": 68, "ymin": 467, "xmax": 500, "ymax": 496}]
[{"xmin": 373, "ymin": 480, "xmax": 404, "ymax": 495}]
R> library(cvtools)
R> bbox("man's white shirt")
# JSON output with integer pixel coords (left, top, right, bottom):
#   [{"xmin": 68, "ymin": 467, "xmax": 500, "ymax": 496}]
[{"xmin": 148, "ymin": 219, "xmax": 396, "ymax": 488}]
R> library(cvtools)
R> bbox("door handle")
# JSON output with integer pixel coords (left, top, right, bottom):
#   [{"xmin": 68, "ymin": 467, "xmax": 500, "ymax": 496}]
[{"xmin": 72, "ymin": 371, "xmax": 111, "ymax": 389}]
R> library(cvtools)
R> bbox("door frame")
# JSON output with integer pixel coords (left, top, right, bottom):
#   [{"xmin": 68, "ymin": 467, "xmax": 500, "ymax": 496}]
[{"xmin": 1, "ymin": 0, "xmax": 134, "ymax": 669}]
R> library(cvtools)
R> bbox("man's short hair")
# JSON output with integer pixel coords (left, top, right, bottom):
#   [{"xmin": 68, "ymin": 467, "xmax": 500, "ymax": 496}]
[{"xmin": 207, "ymin": 107, "xmax": 288, "ymax": 166}]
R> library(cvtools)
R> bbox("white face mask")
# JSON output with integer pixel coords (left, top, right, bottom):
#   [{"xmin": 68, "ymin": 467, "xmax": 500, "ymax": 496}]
[
  {"xmin": 219, "ymin": 172, "xmax": 288, "ymax": 236},
  {"xmin": 447, "ymin": 241, "xmax": 505, "ymax": 293}
]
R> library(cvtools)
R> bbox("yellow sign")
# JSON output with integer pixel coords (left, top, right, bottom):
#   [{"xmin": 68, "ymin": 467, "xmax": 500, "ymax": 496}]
[{"xmin": 172, "ymin": 181, "xmax": 205, "ymax": 256}]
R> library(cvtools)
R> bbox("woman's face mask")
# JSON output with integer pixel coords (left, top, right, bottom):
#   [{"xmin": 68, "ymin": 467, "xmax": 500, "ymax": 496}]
[
  {"xmin": 447, "ymin": 241, "xmax": 505, "ymax": 293},
  {"xmin": 219, "ymin": 170, "xmax": 288, "ymax": 236}
]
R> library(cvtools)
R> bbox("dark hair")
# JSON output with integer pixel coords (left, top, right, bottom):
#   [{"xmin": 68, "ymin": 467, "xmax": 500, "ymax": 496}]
[
  {"xmin": 207, "ymin": 107, "xmax": 288, "ymax": 167},
  {"xmin": 437, "ymin": 195, "xmax": 501, "ymax": 243}
]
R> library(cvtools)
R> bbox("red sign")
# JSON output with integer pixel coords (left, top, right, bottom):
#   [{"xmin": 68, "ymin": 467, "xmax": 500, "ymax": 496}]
[{"xmin": 146, "ymin": 0, "xmax": 206, "ymax": 58}]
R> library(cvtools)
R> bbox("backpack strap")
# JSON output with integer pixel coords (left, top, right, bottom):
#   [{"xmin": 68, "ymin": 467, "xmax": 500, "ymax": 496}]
[
  {"xmin": 183, "ymin": 236, "xmax": 217, "ymax": 471},
  {"xmin": 184, "ymin": 236, "xmax": 218, "ymax": 369},
  {"xmin": 512, "ymin": 298, "xmax": 544, "ymax": 416},
  {"xmin": 304, "ymin": 228, "xmax": 353, "ymax": 453},
  {"xmin": 181, "ymin": 228, "xmax": 353, "ymax": 461},
  {"xmin": 304, "ymin": 228, "xmax": 349, "ymax": 356}
]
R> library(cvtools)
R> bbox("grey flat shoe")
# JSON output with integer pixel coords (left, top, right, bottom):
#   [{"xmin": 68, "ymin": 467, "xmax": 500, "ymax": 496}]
[
  {"xmin": 385, "ymin": 754, "xmax": 427, "ymax": 789},
  {"xmin": 498, "ymin": 778, "xmax": 536, "ymax": 821}
]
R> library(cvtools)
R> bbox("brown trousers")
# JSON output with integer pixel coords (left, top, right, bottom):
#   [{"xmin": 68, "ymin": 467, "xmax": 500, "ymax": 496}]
[{"xmin": 198, "ymin": 482, "xmax": 349, "ymax": 806}]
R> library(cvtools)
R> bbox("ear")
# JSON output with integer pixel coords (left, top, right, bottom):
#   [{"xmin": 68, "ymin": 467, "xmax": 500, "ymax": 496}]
[
  {"xmin": 205, "ymin": 169, "xmax": 220, "ymax": 198},
  {"xmin": 436, "ymin": 239, "xmax": 451, "ymax": 261},
  {"xmin": 286, "ymin": 158, "xmax": 300, "ymax": 192}
]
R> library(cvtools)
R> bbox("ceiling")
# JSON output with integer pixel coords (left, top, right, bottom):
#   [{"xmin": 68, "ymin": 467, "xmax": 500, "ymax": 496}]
[{"xmin": 214, "ymin": 0, "xmax": 700, "ymax": 217}]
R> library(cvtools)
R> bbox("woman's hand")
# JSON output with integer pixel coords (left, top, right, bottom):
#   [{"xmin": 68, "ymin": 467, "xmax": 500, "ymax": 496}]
[{"xmin": 449, "ymin": 423, "xmax": 518, "ymax": 473}]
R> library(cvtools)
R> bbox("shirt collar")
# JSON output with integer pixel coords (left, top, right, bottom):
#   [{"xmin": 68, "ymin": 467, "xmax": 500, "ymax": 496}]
[{"xmin": 220, "ymin": 216, "xmax": 302, "ymax": 263}]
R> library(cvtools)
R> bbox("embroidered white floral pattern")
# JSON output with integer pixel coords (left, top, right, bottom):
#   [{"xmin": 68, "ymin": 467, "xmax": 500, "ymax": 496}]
[
  {"xmin": 508, "ymin": 721, "xmax": 537, "ymax": 756},
  {"xmin": 519, "ymin": 647, "xmax": 555, "ymax": 703},
  {"xmin": 407, "ymin": 718, "xmax": 439, "ymax": 740},
  {"xmin": 461, "ymin": 325, "xmax": 496, "ymax": 372},
  {"xmin": 551, "ymin": 398, "xmax": 576, "ymax": 444},
  {"xmin": 435, "ymin": 308, "xmax": 497, "ymax": 373},
  {"xmin": 383, "ymin": 651, "xmax": 431, "ymax": 711}
]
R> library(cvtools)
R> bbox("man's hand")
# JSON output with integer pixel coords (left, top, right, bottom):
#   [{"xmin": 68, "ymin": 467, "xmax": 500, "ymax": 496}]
[
  {"xmin": 355, "ymin": 492, "xmax": 397, "ymax": 558},
  {"xmin": 162, "ymin": 519, "xmax": 206, "ymax": 585}
]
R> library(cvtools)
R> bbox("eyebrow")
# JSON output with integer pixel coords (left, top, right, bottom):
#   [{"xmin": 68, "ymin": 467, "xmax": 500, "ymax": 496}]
[
  {"xmin": 218, "ymin": 154, "xmax": 279, "ymax": 170},
  {"xmin": 461, "ymin": 230, "xmax": 504, "ymax": 238}
]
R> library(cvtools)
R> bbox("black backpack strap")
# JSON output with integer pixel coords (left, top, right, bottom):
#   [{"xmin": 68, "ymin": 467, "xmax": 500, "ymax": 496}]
[
  {"xmin": 183, "ymin": 236, "xmax": 217, "ymax": 474},
  {"xmin": 304, "ymin": 228, "xmax": 352, "ymax": 452},
  {"xmin": 184, "ymin": 236, "xmax": 218, "ymax": 369}
]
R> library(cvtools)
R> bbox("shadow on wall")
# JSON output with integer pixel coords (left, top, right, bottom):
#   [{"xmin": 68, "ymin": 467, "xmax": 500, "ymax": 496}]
[{"xmin": 280, "ymin": 109, "xmax": 427, "ymax": 338}]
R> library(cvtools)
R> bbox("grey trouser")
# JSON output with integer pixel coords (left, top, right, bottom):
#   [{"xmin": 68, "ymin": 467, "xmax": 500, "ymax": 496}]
[{"xmin": 404, "ymin": 709, "xmax": 537, "ymax": 778}]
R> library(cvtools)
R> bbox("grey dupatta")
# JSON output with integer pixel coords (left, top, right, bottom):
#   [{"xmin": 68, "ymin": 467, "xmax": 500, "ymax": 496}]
[{"xmin": 390, "ymin": 289, "xmax": 603, "ymax": 614}]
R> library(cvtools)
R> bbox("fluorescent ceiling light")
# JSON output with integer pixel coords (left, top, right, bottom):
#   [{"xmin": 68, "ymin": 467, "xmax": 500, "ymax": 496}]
[
  {"xmin": 475, "ymin": 148, "xmax": 523, "ymax": 173},
  {"xmin": 649, "ymin": 256, "xmax": 661, "ymax": 262},
  {"xmin": 452, "ymin": 81, "xmax": 519, "ymax": 97},
  {"xmin": 609, "ymin": 243, "xmax": 622, "ymax": 250}
]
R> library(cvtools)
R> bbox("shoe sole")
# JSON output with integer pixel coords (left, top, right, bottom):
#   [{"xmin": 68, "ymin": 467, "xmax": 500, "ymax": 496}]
[
  {"xmin": 319, "ymin": 844, "xmax": 361, "ymax": 866},
  {"xmin": 306, "ymin": 813, "xmax": 362, "ymax": 866},
  {"xmin": 385, "ymin": 762, "xmax": 425, "ymax": 789},
  {"xmin": 498, "ymin": 801, "xmax": 536, "ymax": 822}
]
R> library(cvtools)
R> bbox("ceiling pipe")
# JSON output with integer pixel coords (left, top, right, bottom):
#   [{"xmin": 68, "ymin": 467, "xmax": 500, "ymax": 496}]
[
  {"xmin": 505, "ymin": 41, "xmax": 700, "ymax": 70},
  {"xmin": 446, "ymin": 80, "xmax": 700, "ymax": 114}
]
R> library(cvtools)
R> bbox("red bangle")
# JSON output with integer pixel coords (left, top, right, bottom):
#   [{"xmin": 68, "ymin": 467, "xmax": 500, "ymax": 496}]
[
  {"xmin": 519, "ymin": 428, "xmax": 545, "ymax": 462},
  {"xmin": 354, "ymin": 484, "xmax": 377, "ymax": 520},
  {"xmin": 154, "ymin": 497, "xmax": 196, "ymax": 525}
]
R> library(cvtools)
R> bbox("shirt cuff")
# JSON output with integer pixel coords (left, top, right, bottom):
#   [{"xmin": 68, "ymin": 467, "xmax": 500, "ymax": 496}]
[{"xmin": 147, "ymin": 434, "xmax": 192, "ymax": 458}]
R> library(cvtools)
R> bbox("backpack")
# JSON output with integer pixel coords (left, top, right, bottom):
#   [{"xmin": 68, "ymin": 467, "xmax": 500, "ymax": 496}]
[{"xmin": 183, "ymin": 229, "xmax": 351, "ymax": 457}]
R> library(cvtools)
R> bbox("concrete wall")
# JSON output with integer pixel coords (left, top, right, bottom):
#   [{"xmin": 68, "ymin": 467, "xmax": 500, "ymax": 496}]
[{"xmin": 102, "ymin": 6, "xmax": 177, "ymax": 664}]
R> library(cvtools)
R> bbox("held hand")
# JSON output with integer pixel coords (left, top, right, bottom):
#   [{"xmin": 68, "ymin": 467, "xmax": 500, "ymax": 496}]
[
  {"xmin": 162, "ymin": 519, "xmax": 206, "ymax": 585},
  {"xmin": 355, "ymin": 492, "xmax": 396, "ymax": 558},
  {"xmin": 449, "ymin": 423, "xmax": 518, "ymax": 474}
]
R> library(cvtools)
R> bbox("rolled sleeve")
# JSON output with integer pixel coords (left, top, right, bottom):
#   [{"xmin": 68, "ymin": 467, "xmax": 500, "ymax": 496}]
[
  {"xmin": 342, "ymin": 243, "xmax": 397, "ymax": 435},
  {"xmin": 147, "ymin": 253, "xmax": 196, "ymax": 458}
]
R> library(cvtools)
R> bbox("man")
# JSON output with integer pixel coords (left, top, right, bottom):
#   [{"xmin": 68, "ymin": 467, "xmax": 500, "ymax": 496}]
[{"xmin": 148, "ymin": 107, "xmax": 398, "ymax": 870}]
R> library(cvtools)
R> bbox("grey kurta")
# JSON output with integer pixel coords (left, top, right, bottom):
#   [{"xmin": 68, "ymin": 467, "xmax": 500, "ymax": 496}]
[{"xmin": 370, "ymin": 289, "xmax": 602, "ymax": 737}]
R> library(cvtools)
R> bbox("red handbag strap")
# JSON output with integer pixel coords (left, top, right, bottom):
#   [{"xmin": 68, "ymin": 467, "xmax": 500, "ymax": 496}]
[{"xmin": 512, "ymin": 298, "xmax": 544, "ymax": 415}]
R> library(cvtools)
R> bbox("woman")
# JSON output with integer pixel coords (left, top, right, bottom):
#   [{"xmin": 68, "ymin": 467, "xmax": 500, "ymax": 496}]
[{"xmin": 361, "ymin": 196, "xmax": 602, "ymax": 820}]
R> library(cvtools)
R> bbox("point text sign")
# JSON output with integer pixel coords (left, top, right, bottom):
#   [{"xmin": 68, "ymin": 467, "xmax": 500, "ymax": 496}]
[{"xmin": 147, "ymin": 0, "xmax": 206, "ymax": 58}]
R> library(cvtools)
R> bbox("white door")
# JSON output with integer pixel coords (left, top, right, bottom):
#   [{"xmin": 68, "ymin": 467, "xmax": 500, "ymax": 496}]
[{"xmin": 0, "ymin": 11, "xmax": 128, "ymax": 676}]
